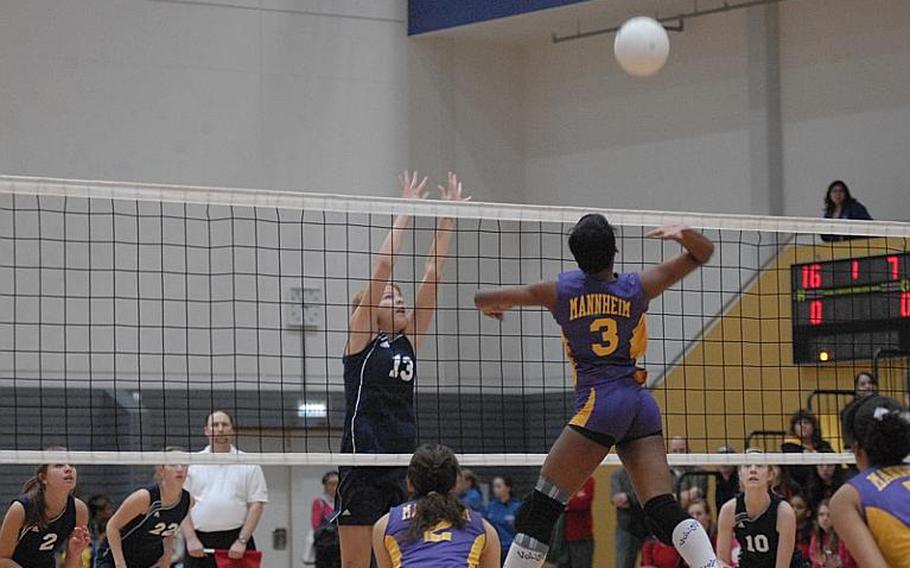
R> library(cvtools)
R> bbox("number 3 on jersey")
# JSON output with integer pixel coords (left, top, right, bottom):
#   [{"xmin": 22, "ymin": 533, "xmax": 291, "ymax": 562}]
[
  {"xmin": 389, "ymin": 354, "xmax": 414, "ymax": 382},
  {"xmin": 590, "ymin": 317, "xmax": 619, "ymax": 356}
]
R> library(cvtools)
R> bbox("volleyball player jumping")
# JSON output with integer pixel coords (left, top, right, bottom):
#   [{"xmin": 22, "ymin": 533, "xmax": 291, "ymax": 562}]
[
  {"xmin": 338, "ymin": 171, "xmax": 469, "ymax": 567},
  {"xmin": 474, "ymin": 214, "xmax": 717, "ymax": 568}
]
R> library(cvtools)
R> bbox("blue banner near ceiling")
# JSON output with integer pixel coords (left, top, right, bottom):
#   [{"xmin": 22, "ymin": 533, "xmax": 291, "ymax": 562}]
[{"xmin": 408, "ymin": 0, "xmax": 593, "ymax": 35}]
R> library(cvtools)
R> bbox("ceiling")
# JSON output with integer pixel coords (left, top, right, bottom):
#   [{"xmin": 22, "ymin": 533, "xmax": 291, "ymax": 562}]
[{"xmin": 415, "ymin": 0, "xmax": 765, "ymax": 46}]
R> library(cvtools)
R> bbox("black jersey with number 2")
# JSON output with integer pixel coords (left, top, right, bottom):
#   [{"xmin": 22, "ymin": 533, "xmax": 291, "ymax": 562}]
[
  {"xmin": 97, "ymin": 484, "xmax": 191, "ymax": 568},
  {"xmin": 11, "ymin": 494, "xmax": 76, "ymax": 568},
  {"xmin": 734, "ymin": 492, "xmax": 803, "ymax": 568}
]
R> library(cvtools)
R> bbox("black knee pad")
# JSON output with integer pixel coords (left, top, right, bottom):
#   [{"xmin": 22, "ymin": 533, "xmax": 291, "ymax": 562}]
[
  {"xmin": 644, "ymin": 494, "xmax": 690, "ymax": 546},
  {"xmin": 515, "ymin": 489, "xmax": 565, "ymax": 545}
]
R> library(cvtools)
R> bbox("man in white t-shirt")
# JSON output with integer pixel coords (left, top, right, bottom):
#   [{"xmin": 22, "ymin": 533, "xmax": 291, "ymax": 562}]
[{"xmin": 181, "ymin": 410, "xmax": 269, "ymax": 566}]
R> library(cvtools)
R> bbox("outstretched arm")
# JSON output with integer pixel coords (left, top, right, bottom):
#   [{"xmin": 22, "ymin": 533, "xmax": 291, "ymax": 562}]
[
  {"xmin": 348, "ymin": 171, "xmax": 429, "ymax": 354},
  {"xmin": 0, "ymin": 502, "xmax": 25, "ymax": 568},
  {"xmin": 371, "ymin": 515, "xmax": 393, "ymax": 568},
  {"xmin": 408, "ymin": 172, "xmax": 471, "ymax": 349},
  {"xmin": 831, "ymin": 484, "xmax": 888, "ymax": 568},
  {"xmin": 716, "ymin": 499, "xmax": 735, "ymax": 566},
  {"xmin": 774, "ymin": 502, "xmax": 796, "ymax": 568},
  {"xmin": 640, "ymin": 224, "xmax": 714, "ymax": 301},
  {"xmin": 474, "ymin": 281, "xmax": 557, "ymax": 320}
]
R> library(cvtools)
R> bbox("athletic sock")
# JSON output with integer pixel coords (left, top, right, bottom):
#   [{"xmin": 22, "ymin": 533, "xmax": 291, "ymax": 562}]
[
  {"xmin": 672, "ymin": 518, "xmax": 717, "ymax": 568},
  {"xmin": 502, "ymin": 534, "xmax": 548, "ymax": 568}
]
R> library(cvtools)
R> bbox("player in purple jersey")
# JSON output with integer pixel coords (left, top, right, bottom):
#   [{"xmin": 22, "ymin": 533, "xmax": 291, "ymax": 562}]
[
  {"xmin": 372, "ymin": 444, "xmax": 500, "ymax": 568},
  {"xmin": 340, "ymin": 172, "xmax": 470, "ymax": 568},
  {"xmin": 831, "ymin": 395, "xmax": 910, "ymax": 567},
  {"xmin": 474, "ymin": 214, "xmax": 717, "ymax": 568}
]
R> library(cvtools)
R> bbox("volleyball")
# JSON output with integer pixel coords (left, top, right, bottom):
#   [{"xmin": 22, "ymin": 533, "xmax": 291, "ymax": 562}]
[{"xmin": 614, "ymin": 16, "xmax": 670, "ymax": 77}]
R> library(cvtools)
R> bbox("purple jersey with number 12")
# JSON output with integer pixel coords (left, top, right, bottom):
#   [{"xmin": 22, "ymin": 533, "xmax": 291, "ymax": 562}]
[{"xmin": 383, "ymin": 501, "xmax": 487, "ymax": 567}]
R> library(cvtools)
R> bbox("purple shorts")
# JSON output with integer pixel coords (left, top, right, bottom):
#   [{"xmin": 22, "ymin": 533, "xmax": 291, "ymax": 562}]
[{"xmin": 568, "ymin": 377, "xmax": 663, "ymax": 445}]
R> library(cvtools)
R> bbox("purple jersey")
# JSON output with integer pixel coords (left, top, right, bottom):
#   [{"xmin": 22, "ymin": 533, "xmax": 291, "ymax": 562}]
[
  {"xmin": 384, "ymin": 501, "xmax": 487, "ymax": 568},
  {"xmin": 847, "ymin": 465, "xmax": 910, "ymax": 565},
  {"xmin": 553, "ymin": 270, "xmax": 649, "ymax": 388}
]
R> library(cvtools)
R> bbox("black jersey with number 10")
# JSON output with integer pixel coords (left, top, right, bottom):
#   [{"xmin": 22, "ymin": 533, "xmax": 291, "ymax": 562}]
[{"xmin": 734, "ymin": 493, "xmax": 803, "ymax": 568}]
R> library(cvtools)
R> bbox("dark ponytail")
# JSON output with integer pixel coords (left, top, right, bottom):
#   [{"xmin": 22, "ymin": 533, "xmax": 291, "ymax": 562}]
[
  {"xmin": 21, "ymin": 464, "xmax": 51, "ymax": 529},
  {"xmin": 404, "ymin": 444, "xmax": 467, "ymax": 541},
  {"xmin": 842, "ymin": 395, "xmax": 910, "ymax": 467}
]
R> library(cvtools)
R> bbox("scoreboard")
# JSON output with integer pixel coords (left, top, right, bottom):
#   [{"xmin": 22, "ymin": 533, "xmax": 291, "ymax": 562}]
[{"xmin": 791, "ymin": 252, "xmax": 910, "ymax": 364}]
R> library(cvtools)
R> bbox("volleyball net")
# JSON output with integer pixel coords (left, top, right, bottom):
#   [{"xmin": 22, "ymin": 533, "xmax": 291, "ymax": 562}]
[{"xmin": 1, "ymin": 175, "xmax": 909, "ymax": 469}]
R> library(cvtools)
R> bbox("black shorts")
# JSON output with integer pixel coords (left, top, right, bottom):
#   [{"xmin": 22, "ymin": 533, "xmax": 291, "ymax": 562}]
[{"xmin": 335, "ymin": 466, "xmax": 408, "ymax": 526}]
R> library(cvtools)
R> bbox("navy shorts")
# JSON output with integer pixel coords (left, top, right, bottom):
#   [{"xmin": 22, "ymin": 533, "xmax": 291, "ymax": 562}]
[{"xmin": 335, "ymin": 466, "xmax": 408, "ymax": 526}]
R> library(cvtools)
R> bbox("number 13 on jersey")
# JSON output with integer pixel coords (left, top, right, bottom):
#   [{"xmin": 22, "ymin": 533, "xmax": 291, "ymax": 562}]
[{"xmin": 590, "ymin": 317, "xmax": 619, "ymax": 356}]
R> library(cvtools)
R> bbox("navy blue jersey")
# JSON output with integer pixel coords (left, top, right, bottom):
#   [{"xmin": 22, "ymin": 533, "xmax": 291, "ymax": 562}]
[
  {"xmin": 342, "ymin": 332, "xmax": 416, "ymax": 453},
  {"xmin": 97, "ymin": 485, "xmax": 191, "ymax": 568},
  {"xmin": 11, "ymin": 494, "xmax": 76, "ymax": 568},
  {"xmin": 734, "ymin": 493, "xmax": 802, "ymax": 568}
]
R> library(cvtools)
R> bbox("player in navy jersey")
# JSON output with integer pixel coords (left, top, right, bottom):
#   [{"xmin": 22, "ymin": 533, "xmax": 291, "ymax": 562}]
[
  {"xmin": 97, "ymin": 456, "xmax": 193, "ymax": 568},
  {"xmin": 474, "ymin": 214, "xmax": 717, "ymax": 568},
  {"xmin": 831, "ymin": 395, "xmax": 910, "ymax": 567},
  {"xmin": 372, "ymin": 444, "xmax": 500, "ymax": 568},
  {"xmin": 0, "ymin": 459, "xmax": 91, "ymax": 568},
  {"xmin": 339, "ymin": 171, "xmax": 470, "ymax": 567},
  {"xmin": 717, "ymin": 454, "xmax": 798, "ymax": 568}
]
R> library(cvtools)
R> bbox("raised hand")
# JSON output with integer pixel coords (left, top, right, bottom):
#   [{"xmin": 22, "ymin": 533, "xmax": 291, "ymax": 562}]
[
  {"xmin": 438, "ymin": 171, "xmax": 472, "ymax": 203},
  {"xmin": 480, "ymin": 304, "xmax": 508, "ymax": 320},
  {"xmin": 399, "ymin": 170, "xmax": 430, "ymax": 200},
  {"xmin": 67, "ymin": 525, "xmax": 91, "ymax": 556},
  {"xmin": 645, "ymin": 223, "xmax": 692, "ymax": 242}
]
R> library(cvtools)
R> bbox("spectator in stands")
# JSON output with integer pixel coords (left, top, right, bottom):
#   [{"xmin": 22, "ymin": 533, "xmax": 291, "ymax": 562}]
[
  {"xmin": 782, "ymin": 409, "xmax": 834, "ymax": 488},
  {"xmin": 312, "ymin": 471, "xmax": 338, "ymax": 530},
  {"xmin": 714, "ymin": 446, "xmax": 740, "ymax": 516},
  {"xmin": 311, "ymin": 471, "xmax": 339, "ymax": 568},
  {"xmin": 458, "ymin": 468, "xmax": 484, "ymax": 513},
  {"xmin": 809, "ymin": 499, "xmax": 855, "ymax": 568},
  {"xmin": 806, "ymin": 462, "xmax": 845, "ymax": 509},
  {"xmin": 668, "ymin": 436, "xmax": 708, "ymax": 508},
  {"xmin": 641, "ymin": 534, "xmax": 682, "ymax": 568},
  {"xmin": 182, "ymin": 410, "xmax": 268, "ymax": 567},
  {"xmin": 87, "ymin": 494, "xmax": 115, "ymax": 566},
  {"xmin": 611, "ymin": 468, "xmax": 646, "ymax": 568},
  {"xmin": 853, "ymin": 372, "xmax": 877, "ymax": 398},
  {"xmin": 820, "ymin": 180, "xmax": 873, "ymax": 242},
  {"xmin": 771, "ymin": 465, "xmax": 798, "ymax": 500},
  {"xmin": 789, "ymin": 493, "xmax": 813, "ymax": 561},
  {"xmin": 687, "ymin": 499, "xmax": 717, "ymax": 547},
  {"xmin": 559, "ymin": 477, "xmax": 594, "ymax": 568},
  {"xmin": 485, "ymin": 476, "xmax": 520, "ymax": 562}
]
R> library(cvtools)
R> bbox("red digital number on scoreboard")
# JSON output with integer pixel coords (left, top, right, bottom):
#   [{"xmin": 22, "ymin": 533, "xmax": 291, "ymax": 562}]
[
  {"xmin": 802, "ymin": 264, "xmax": 822, "ymax": 289},
  {"xmin": 887, "ymin": 255, "xmax": 900, "ymax": 280},
  {"xmin": 810, "ymin": 300, "xmax": 823, "ymax": 325},
  {"xmin": 903, "ymin": 292, "xmax": 910, "ymax": 318}
]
